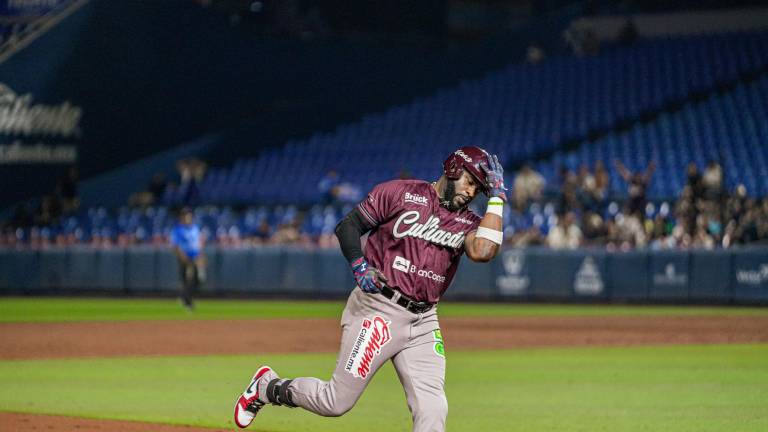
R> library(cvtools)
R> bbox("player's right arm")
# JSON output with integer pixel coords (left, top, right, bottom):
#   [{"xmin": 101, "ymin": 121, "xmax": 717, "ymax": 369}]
[
  {"xmin": 466, "ymin": 154, "xmax": 505, "ymax": 263},
  {"xmin": 335, "ymin": 207, "xmax": 388, "ymax": 294}
]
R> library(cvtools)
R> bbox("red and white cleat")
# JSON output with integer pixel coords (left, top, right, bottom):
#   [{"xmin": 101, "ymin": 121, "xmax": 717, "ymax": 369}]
[{"xmin": 234, "ymin": 366, "xmax": 277, "ymax": 428}]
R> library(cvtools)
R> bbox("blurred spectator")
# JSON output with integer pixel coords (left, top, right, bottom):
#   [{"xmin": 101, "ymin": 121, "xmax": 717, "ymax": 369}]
[
  {"xmin": 129, "ymin": 172, "xmax": 169, "ymax": 207},
  {"xmin": 526, "ymin": 45, "xmax": 546, "ymax": 64},
  {"xmin": 271, "ymin": 221, "xmax": 301, "ymax": 244},
  {"xmin": 334, "ymin": 181, "xmax": 362, "ymax": 203},
  {"xmin": 576, "ymin": 164, "xmax": 599, "ymax": 211},
  {"xmin": 557, "ymin": 168, "xmax": 579, "ymax": 214},
  {"xmin": 547, "ymin": 212, "xmax": 582, "ymax": 249},
  {"xmin": 512, "ymin": 164, "xmax": 545, "ymax": 211},
  {"xmin": 686, "ymin": 162, "xmax": 704, "ymax": 202},
  {"xmin": 56, "ymin": 166, "xmax": 79, "ymax": 213},
  {"xmin": 614, "ymin": 159, "xmax": 655, "ymax": 218},
  {"xmin": 692, "ymin": 214, "xmax": 716, "ymax": 249},
  {"xmin": 581, "ymin": 211, "xmax": 606, "ymax": 244},
  {"xmin": 593, "ymin": 160, "xmax": 609, "ymax": 202},
  {"xmin": 252, "ymin": 220, "xmax": 273, "ymax": 245},
  {"xmin": 702, "ymin": 160, "xmax": 723, "ymax": 201},
  {"xmin": 508, "ymin": 226, "xmax": 545, "ymax": 247},
  {"xmin": 34, "ymin": 195, "xmax": 62, "ymax": 227},
  {"xmin": 148, "ymin": 172, "xmax": 168, "ymax": 203},
  {"xmin": 177, "ymin": 158, "xmax": 207, "ymax": 206},
  {"xmin": 616, "ymin": 213, "xmax": 647, "ymax": 249},
  {"xmin": 318, "ymin": 169, "xmax": 340, "ymax": 204}
]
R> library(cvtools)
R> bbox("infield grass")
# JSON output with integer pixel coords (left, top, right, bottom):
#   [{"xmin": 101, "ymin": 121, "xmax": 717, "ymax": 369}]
[
  {"xmin": 1, "ymin": 344, "xmax": 766, "ymax": 431},
  {"xmin": 1, "ymin": 297, "xmax": 767, "ymax": 322}
]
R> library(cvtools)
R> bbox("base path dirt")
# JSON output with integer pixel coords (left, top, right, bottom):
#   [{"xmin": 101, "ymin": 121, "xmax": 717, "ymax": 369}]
[
  {"xmin": 0, "ymin": 412, "xmax": 230, "ymax": 432},
  {"xmin": 2, "ymin": 315, "xmax": 767, "ymax": 360}
]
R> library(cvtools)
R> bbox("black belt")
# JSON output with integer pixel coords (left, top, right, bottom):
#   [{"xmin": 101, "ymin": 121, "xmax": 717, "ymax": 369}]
[{"xmin": 380, "ymin": 285, "xmax": 434, "ymax": 314}]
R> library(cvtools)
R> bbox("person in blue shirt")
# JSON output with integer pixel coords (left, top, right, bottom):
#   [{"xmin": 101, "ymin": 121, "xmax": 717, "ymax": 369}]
[{"xmin": 170, "ymin": 208, "xmax": 205, "ymax": 310}]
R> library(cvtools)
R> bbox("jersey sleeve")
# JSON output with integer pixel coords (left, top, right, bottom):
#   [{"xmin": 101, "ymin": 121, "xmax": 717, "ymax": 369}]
[{"xmin": 356, "ymin": 180, "xmax": 405, "ymax": 226}]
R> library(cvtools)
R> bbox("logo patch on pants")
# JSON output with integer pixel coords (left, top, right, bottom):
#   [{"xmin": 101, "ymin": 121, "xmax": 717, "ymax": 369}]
[
  {"xmin": 344, "ymin": 316, "xmax": 392, "ymax": 379},
  {"xmin": 433, "ymin": 329, "xmax": 445, "ymax": 358}
]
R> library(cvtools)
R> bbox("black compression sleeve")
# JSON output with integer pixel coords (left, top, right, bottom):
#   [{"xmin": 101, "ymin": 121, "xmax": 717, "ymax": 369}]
[{"xmin": 335, "ymin": 208, "xmax": 374, "ymax": 264}]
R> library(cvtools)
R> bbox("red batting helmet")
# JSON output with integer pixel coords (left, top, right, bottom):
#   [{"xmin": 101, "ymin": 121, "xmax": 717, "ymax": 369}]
[{"xmin": 443, "ymin": 146, "xmax": 490, "ymax": 195}]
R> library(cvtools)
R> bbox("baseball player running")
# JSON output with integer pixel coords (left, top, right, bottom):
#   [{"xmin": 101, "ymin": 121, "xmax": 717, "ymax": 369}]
[{"xmin": 234, "ymin": 146, "xmax": 506, "ymax": 431}]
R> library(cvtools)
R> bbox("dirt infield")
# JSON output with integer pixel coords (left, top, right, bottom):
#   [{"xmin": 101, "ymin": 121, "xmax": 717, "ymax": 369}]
[
  {"xmin": 2, "ymin": 315, "xmax": 767, "ymax": 360},
  {"xmin": 2, "ymin": 314, "xmax": 767, "ymax": 431},
  {"xmin": 0, "ymin": 412, "xmax": 231, "ymax": 432}
]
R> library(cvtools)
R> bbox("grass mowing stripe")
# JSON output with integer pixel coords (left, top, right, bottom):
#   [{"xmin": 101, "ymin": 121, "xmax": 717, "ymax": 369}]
[
  {"xmin": 0, "ymin": 345, "xmax": 766, "ymax": 431},
  {"xmin": 1, "ymin": 297, "xmax": 767, "ymax": 323}
]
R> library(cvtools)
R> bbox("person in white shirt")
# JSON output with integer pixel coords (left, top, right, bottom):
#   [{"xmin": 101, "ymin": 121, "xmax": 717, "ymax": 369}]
[{"xmin": 547, "ymin": 212, "xmax": 582, "ymax": 249}]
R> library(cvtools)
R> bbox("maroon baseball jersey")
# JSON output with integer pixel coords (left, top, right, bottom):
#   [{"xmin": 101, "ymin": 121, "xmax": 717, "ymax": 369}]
[{"xmin": 357, "ymin": 179, "xmax": 482, "ymax": 303}]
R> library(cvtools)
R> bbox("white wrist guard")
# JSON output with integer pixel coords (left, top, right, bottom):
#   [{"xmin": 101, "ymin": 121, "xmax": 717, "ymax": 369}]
[
  {"xmin": 486, "ymin": 197, "xmax": 504, "ymax": 217},
  {"xmin": 476, "ymin": 227, "xmax": 503, "ymax": 245}
]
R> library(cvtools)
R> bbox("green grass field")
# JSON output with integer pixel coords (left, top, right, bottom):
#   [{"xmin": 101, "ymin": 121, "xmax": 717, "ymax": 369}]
[
  {"xmin": 2, "ymin": 297, "xmax": 767, "ymax": 322},
  {"xmin": 1, "ymin": 346, "xmax": 766, "ymax": 431},
  {"xmin": 1, "ymin": 298, "xmax": 767, "ymax": 431}
]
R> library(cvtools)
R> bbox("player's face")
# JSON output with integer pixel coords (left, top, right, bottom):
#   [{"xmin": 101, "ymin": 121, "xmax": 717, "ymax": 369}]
[
  {"xmin": 452, "ymin": 171, "xmax": 480, "ymax": 209},
  {"xmin": 181, "ymin": 213, "xmax": 193, "ymax": 225}
]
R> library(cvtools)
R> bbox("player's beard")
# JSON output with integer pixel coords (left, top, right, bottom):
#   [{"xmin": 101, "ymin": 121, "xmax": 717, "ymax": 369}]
[{"xmin": 441, "ymin": 180, "xmax": 467, "ymax": 212}]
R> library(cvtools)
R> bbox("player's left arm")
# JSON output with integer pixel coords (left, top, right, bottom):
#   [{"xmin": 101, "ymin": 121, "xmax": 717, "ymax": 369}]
[
  {"xmin": 466, "ymin": 154, "xmax": 506, "ymax": 263},
  {"xmin": 465, "ymin": 215, "xmax": 502, "ymax": 263}
]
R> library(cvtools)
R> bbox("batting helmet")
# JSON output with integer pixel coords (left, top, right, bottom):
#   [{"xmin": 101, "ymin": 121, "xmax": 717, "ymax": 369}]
[{"xmin": 443, "ymin": 146, "xmax": 491, "ymax": 195}]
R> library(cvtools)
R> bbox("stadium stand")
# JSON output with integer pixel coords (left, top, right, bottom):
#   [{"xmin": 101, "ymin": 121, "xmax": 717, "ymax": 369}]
[
  {"xmin": 164, "ymin": 32, "xmax": 768, "ymax": 206},
  {"xmin": 3, "ymin": 32, "xmax": 768, "ymax": 250}
]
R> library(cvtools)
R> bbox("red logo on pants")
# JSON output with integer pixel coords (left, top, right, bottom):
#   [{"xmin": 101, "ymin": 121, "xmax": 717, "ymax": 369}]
[{"xmin": 344, "ymin": 316, "xmax": 392, "ymax": 379}]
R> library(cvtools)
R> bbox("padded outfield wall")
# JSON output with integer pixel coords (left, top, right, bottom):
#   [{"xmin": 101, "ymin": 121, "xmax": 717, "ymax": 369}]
[{"xmin": 0, "ymin": 247, "xmax": 766, "ymax": 303}]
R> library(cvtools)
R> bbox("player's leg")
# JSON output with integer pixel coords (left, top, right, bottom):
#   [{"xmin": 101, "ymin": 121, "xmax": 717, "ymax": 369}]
[
  {"xmin": 178, "ymin": 258, "xmax": 194, "ymax": 309},
  {"xmin": 392, "ymin": 325, "xmax": 447, "ymax": 432},
  {"xmin": 261, "ymin": 288, "xmax": 407, "ymax": 417}
]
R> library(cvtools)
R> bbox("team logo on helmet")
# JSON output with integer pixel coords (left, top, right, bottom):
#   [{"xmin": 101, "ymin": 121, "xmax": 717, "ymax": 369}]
[{"xmin": 455, "ymin": 149, "xmax": 473, "ymax": 163}]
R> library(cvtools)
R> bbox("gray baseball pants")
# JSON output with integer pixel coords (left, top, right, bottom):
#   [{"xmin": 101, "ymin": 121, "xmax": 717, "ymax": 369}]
[{"xmin": 288, "ymin": 287, "xmax": 447, "ymax": 432}]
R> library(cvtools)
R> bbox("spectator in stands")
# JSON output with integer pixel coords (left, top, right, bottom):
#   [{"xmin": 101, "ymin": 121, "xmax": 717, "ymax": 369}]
[
  {"xmin": 318, "ymin": 169, "xmax": 340, "ymax": 204},
  {"xmin": 577, "ymin": 164, "xmax": 599, "ymax": 211},
  {"xmin": 34, "ymin": 195, "xmax": 62, "ymax": 227},
  {"xmin": 692, "ymin": 214, "xmax": 716, "ymax": 249},
  {"xmin": 648, "ymin": 211, "xmax": 675, "ymax": 250},
  {"xmin": 170, "ymin": 208, "xmax": 206, "ymax": 310},
  {"xmin": 334, "ymin": 181, "xmax": 363, "ymax": 204},
  {"xmin": 271, "ymin": 221, "xmax": 301, "ymax": 244},
  {"xmin": 557, "ymin": 168, "xmax": 579, "ymax": 215},
  {"xmin": 614, "ymin": 160, "xmax": 655, "ymax": 218},
  {"xmin": 581, "ymin": 211, "xmax": 607, "ymax": 245},
  {"xmin": 512, "ymin": 164, "xmax": 545, "ymax": 211},
  {"xmin": 148, "ymin": 172, "xmax": 168, "ymax": 203},
  {"xmin": 56, "ymin": 165, "xmax": 79, "ymax": 214},
  {"xmin": 594, "ymin": 160, "xmax": 609, "ymax": 202},
  {"xmin": 702, "ymin": 160, "xmax": 724, "ymax": 202},
  {"xmin": 177, "ymin": 158, "xmax": 207, "ymax": 206},
  {"xmin": 252, "ymin": 220, "xmax": 273, "ymax": 245},
  {"xmin": 615, "ymin": 213, "xmax": 647, "ymax": 249},
  {"xmin": 686, "ymin": 162, "xmax": 704, "ymax": 202},
  {"xmin": 547, "ymin": 212, "xmax": 582, "ymax": 249},
  {"xmin": 508, "ymin": 226, "xmax": 545, "ymax": 247}
]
